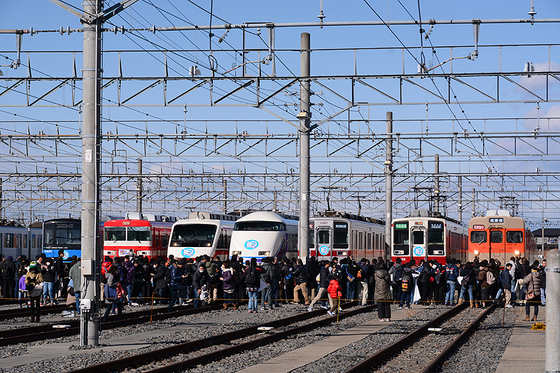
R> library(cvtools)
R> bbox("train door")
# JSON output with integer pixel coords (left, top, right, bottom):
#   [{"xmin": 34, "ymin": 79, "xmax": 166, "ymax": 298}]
[
  {"xmin": 316, "ymin": 225, "xmax": 333, "ymax": 260},
  {"xmin": 411, "ymin": 224, "xmax": 428, "ymax": 262},
  {"xmin": 488, "ymin": 227, "xmax": 505, "ymax": 264}
]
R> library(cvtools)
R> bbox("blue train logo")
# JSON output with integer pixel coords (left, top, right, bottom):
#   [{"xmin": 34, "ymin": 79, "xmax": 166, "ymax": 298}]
[
  {"xmin": 244, "ymin": 240, "xmax": 259, "ymax": 250},
  {"xmin": 63, "ymin": 250, "xmax": 70, "ymax": 260},
  {"xmin": 413, "ymin": 246, "xmax": 425, "ymax": 256},
  {"xmin": 181, "ymin": 248, "xmax": 196, "ymax": 258},
  {"xmin": 318, "ymin": 245, "xmax": 330, "ymax": 255}
]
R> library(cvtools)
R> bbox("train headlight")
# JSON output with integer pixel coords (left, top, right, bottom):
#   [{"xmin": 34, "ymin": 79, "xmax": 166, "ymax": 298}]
[
  {"xmin": 206, "ymin": 243, "xmax": 212, "ymax": 247},
  {"xmin": 515, "ymin": 250, "xmax": 520, "ymax": 256},
  {"xmin": 343, "ymin": 251, "xmax": 348, "ymax": 256},
  {"xmin": 233, "ymin": 251, "xmax": 240, "ymax": 255},
  {"xmin": 474, "ymin": 250, "xmax": 479, "ymax": 256},
  {"xmin": 266, "ymin": 251, "xmax": 271, "ymax": 257}
]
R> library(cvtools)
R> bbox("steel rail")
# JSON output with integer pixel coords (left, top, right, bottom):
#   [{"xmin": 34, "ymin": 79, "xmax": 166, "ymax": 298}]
[
  {"xmin": 0, "ymin": 304, "xmax": 71, "ymax": 321},
  {"xmin": 0, "ymin": 302, "xmax": 223, "ymax": 346},
  {"xmin": 343, "ymin": 302, "xmax": 470, "ymax": 373},
  {"xmin": 67, "ymin": 301, "xmax": 365, "ymax": 373},
  {"xmin": 421, "ymin": 304, "xmax": 496, "ymax": 373}
]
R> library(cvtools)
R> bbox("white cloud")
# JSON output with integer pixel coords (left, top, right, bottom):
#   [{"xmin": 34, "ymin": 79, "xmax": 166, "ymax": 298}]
[{"xmin": 518, "ymin": 61, "xmax": 560, "ymax": 93}]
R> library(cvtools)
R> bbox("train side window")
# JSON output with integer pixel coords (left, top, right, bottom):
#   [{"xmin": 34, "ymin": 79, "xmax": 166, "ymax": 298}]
[
  {"xmin": 470, "ymin": 231, "xmax": 487, "ymax": 243},
  {"xmin": 507, "ymin": 231, "xmax": 523, "ymax": 243},
  {"xmin": 5, "ymin": 233, "xmax": 14, "ymax": 248},
  {"xmin": 413, "ymin": 231, "xmax": 424, "ymax": 245},
  {"xmin": 490, "ymin": 231, "xmax": 503, "ymax": 243}
]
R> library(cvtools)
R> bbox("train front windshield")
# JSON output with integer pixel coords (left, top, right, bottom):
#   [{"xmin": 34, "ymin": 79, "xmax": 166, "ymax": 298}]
[
  {"xmin": 333, "ymin": 223, "xmax": 348, "ymax": 248},
  {"xmin": 393, "ymin": 222, "xmax": 409, "ymax": 256},
  {"xmin": 105, "ymin": 226, "xmax": 151, "ymax": 242},
  {"xmin": 428, "ymin": 221, "xmax": 444, "ymax": 255},
  {"xmin": 234, "ymin": 221, "xmax": 286, "ymax": 231},
  {"xmin": 170, "ymin": 224, "xmax": 216, "ymax": 247},
  {"xmin": 44, "ymin": 222, "xmax": 81, "ymax": 247}
]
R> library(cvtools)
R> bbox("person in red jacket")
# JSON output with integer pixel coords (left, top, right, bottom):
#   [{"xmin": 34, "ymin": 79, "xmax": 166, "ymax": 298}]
[
  {"xmin": 100, "ymin": 256, "xmax": 113, "ymax": 302},
  {"xmin": 327, "ymin": 278, "xmax": 342, "ymax": 316}
]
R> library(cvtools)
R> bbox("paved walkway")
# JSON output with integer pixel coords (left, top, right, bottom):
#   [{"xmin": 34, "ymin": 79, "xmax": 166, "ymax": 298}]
[{"xmin": 495, "ymin": 305, "xmax": 546, "ymax": 373}]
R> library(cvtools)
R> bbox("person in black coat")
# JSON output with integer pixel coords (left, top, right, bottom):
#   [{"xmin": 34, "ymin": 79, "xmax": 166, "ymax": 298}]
[
  {"xmin": 516, "ymin": 258, "xmax": 531, "ymax": 301},
  {"xmin": 417, "ymin": 261, "xmax": 433, "ymax": 305},
  {"xmin": 130, "ymin": 259, "xmax": 147, "ymax": 305},
  {"xmin": 40, "ymin": 258, "xmax": 57, "ymax": 305},
  {"xmin": 306, "ymin": 256, "xmax": 319, "ymax": 300},
  {"xmin": 55, "ymin": 250, "xmax": 67, "ymax": 299},
  {"xmin": 501, "ymin": 263, "xmax": 513, "ymax": 307},
  {"xmin": 292, "ymin": 259, "xmax": 310, "ymax": 305},
  {"xmin": 153, "ymin": 257, "xmax": 168, "ymax": 304},
  {"xmin": 192, "ymin": 263, "xmax": 210, "ymax": 308},
  {"xmin": 458, "ymin": 262, "xmax": 476, "ymax": 307},
  {"xmin": 167, "ymin": 259, "xmax": 188, "ymax": 312},
  {"xmin": 280, "ymin": 258, "xmax": 294, "ymax": 304},
  {"xmin": 308, "ymin": 260, "xmax": 331, "ymax": 310},
  {"xmin": 1, "ymin": 256, "xmax": 17, "ymax": 300},
  {"xmin": 230, "ymin": 254, "xmax": 244, "ymax": 310}
]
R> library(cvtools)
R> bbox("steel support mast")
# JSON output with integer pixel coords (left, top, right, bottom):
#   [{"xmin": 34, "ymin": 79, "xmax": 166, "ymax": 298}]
[
  {"xmin": 80, "ymin": 0, "xmax": 102, "ymax": 346},
  {"xmin": 298, "ymin": 33, "xmax": 311, "ymax": 262},
  {"xmin": 385, "ymin": 112, "xmax": 393, "ymax": 261},
  {"xmin": 48, "ymin": 0, "xmax": 140, "ymax": 347}
]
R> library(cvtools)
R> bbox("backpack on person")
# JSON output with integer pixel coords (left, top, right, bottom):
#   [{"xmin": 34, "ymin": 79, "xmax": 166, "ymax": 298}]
[
  {"xmin": 260, "ymin": 265, "xmax": 271, "ymax": 283},
  {"xmin": 486, "ymin": 271, "xmax": 496, "ymax": 285},
  {"xmin": 394, "ymin": 265, "xmax": 404, "ymax": 282},
  {"xmin": 401, "ymin": 273, "xmax": 411, "ymax": 291},
  {"xmin": 461, "ymin": 274, "xmax": 470, "ymax": 287},
  {"xmin": 245, "ymin": 266, "xmax": 259, "ymax": 286}
]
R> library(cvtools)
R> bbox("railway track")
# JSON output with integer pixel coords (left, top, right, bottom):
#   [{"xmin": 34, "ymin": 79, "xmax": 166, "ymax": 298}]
[
  {"xmin": 343, "ymin": 303, "xmax": 496, "ymax": 373},
  {"xmin": 0, "ymin": 302, "xmax": 224, "ymax": 346},
  {"xmin": 66, "ymin": 301, "xmax": 368, "ymax": 373},
  {"xmin": 0, "ymin": 303, "xmax": 72, "ymax": 321}
]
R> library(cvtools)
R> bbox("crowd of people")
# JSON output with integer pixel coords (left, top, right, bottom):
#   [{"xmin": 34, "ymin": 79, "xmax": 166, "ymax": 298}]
[
  {"xmin": 0, "ymin": 250, "xmax": 81, "ymax": 322},
  {"xmin": 0, "ymin": 251, "xmax": 547, "ymax": 323}
]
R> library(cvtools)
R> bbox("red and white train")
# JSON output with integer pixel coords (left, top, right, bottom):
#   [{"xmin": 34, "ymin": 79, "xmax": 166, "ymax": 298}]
[
  {"xmin": 468, "ymin": 210, "xmax": 536, "ymax": 264},
  {"xmin": 310, "ymin": 211, "xmax": 386, "ymax": 261},
  {"xmin": 103, "ymin": 213, "xmax": 175, "ymax": 260},
  {"xmin": 391, "ymin": 210, "xmax": 468, "ymax": 265}
]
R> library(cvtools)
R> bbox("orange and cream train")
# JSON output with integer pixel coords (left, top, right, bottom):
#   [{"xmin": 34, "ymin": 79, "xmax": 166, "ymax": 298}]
[{"xmin": 468, "ymin": 210, "xmax": 536, "ymax": 264}]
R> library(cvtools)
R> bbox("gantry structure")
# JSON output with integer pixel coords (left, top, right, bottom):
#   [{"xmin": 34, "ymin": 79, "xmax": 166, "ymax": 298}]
[{"xmin": 1, "ymin": 1, "xmax": 560, "ymax": 227}]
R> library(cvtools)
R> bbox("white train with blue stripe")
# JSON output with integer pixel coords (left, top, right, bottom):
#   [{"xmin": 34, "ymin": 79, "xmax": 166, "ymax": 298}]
[
  {"xmin": 168, "ymin": 211, "xmax": 237, "ymax": 260},
  {"xmin": 229, "ymin": 211, "xmax": 298, "ymax": 262}
]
